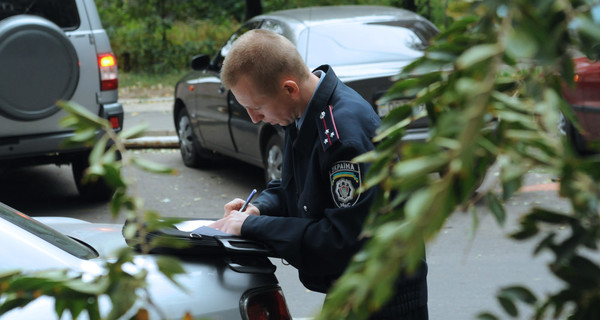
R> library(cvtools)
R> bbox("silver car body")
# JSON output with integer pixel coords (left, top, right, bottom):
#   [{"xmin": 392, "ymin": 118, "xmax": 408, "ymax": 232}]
[{"xmin": 0, "ymin": 203, "xmax": 288, "ymax": 319}]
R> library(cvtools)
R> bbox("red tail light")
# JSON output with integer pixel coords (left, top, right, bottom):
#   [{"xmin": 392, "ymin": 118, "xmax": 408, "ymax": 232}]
[
  {"xmin": 241, "ymin": 287, "xmax": 291, "ymax": 320},
  {"xmin": 98, "ymin": 53, "xmax": 118, "ymax": 91}
]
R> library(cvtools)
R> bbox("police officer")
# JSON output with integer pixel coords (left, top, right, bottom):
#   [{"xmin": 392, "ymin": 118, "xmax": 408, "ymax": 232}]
[{"xmin": 209, "ymin": 29, "xmax": 428, "ymax": 319}]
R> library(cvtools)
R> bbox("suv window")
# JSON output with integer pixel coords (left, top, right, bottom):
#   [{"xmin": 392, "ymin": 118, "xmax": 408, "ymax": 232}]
[{"xmin": 0, "ymin": 0, "xmax": 80, "ymax": 29}]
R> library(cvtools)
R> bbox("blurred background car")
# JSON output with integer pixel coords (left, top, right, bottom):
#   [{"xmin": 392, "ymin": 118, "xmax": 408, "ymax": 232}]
[
  {"xmin": 0, "ymin": 201, "xmax": 291, "ymax": 319},
  {"xmin": 173, "ymin": 5, "xmax": 438, "ymax": 183},
  {"xmin": 0, "ymin": 0, "xmax": 123, "ymax": 201},
  {"xmin": 561, "ymin": 55, "xmax": 600, "ymax": 154}
]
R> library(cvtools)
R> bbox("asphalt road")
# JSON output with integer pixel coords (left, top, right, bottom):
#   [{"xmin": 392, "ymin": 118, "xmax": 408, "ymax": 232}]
[{"xmin": 0, "ymin": 98, "xmax": 573, "ymax": 320}]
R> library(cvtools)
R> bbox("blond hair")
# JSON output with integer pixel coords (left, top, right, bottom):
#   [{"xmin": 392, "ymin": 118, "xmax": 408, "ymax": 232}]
[{"xmin": 221, "ymin": 29, "xmax": 310, "ymax": 95}]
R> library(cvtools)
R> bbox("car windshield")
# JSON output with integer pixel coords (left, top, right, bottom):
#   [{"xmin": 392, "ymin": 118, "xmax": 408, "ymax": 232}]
[
  {"xmin": 0, "ymin": 202, "xmax": 97, "ymax": 259},
  {"xmin": 301, "ymin": 20, "xmax": 434, "ymax": 67},
  {"xmin": 0, "ymin": 0, "xmax": 80, "ymax": 29}
]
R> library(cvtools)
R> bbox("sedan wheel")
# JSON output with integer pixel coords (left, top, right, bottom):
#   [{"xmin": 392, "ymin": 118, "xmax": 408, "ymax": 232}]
[
  {"xmin": 177, "ymin": 109, "xmax": 213, "ymax": 168},
  {"xmin": 264, "ymin": 135, "xmax": 283, "ymax": 183}
]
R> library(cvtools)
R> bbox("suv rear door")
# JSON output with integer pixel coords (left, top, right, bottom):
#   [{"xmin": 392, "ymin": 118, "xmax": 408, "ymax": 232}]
[{"xmin": 0, "ymin": 0, "xmax": 100, "ymax": 136}]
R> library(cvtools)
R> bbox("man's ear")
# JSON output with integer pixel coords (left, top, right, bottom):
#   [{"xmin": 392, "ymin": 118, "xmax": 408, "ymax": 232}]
[{"xmin": 282, "ymin": 79, "xmax": 299, "ymax": 98}]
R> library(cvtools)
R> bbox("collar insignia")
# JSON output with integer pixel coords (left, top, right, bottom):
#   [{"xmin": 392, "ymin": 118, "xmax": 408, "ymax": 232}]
[{"xmin": 317, "ymin": 105, "xmax": 340, "ymax": 151}]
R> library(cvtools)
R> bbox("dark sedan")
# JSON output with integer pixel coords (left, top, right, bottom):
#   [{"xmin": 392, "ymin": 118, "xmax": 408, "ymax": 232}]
[{"xmin": 173, "ymin": 5, "xmax": 438, "ymax": 182}]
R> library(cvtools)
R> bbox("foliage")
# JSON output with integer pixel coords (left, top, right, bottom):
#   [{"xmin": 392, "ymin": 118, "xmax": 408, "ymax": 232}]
[
  {"xmin": 319, "ymin": 0, "xmax": 600, "ymax": 319},
  {"xmin": 96, "ymin": 0, "xmax": 451, "ymax": 74},
  {"xmin": 96, "ymin": 0, "xmax": 241, "ymax": 73},
  {"xmin": 0, "ymin": 101, "xmax": 185, "ymax": 319}
]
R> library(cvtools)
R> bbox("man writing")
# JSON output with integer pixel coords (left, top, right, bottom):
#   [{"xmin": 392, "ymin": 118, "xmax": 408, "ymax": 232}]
[{"xmin": 209, "ymin": 29, "xmax": 428, "ymax": 319}]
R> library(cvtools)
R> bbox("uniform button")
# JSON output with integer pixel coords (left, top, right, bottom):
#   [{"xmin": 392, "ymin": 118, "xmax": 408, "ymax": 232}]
[{"xmin": 303, "ymin": 205, "xmax": 308, "ymax": 212}]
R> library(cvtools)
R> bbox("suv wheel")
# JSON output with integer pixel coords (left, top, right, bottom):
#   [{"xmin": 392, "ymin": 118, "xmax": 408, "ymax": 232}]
[{"xmin": 72, "ymin": 151, "xmax": 119, "ymax": 201}]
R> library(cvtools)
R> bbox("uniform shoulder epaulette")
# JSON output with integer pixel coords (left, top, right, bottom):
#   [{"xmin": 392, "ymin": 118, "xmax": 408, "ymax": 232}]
[{"xmin": 316, "ymin": 105, "xmax": 340, "ymax": 151}]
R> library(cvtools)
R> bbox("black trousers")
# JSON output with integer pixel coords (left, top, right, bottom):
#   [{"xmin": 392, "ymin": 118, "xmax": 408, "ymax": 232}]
[
  {"xmin": 368, "ymin": 261, "xmax": 428, "ymax": 320},
  {"xmin": 368, "ymin": 302, "xmax": 428, "ymax": 320}
]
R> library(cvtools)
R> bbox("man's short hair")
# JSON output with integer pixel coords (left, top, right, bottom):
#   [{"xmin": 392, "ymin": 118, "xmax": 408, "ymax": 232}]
[{"xmin": 221, "ymin": 29, "xmax": 309, "ymax": 95}]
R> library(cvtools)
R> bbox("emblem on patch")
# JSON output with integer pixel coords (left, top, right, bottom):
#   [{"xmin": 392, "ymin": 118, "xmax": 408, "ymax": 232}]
[{"xmin": 329, "ymin": 161, "xmax": 361, "ymax": 208}]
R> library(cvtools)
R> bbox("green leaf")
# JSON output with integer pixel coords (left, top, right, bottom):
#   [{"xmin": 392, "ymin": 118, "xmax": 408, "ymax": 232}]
[
  {"xmin": 511, "ymin": 220, "xmax": 539, "ymax": 240},
  {"xmin": 57, "ymin": 100, "xmax": 108, "ymax": 128},
  {"xmin": 118, "ymin": 123, "xmax": 149, "ymax": 140},
  {"xmin": 477, "ymin": 313, "xmax": 499, "ymax": 320},
  {"xmin": 498, "ymin": 295, "xmax": 518, "ymax": 317},
  {"xmin": 456, "ymin": 44, "xmax": 501, "ymax": 70},
  {"xmin": 506, "ymin": 30, "xmax": 538, "ymax": 59},
  {"xmin": 499, "ymin": 286, "xmax": 537, "ymax": 305},
  {"xmin": 486, "ymin": 193, "xmax": 506, "ymax": 226},
  {"xmin": 392, "ymin": 155, "xmax": 448, "ymax": 177},
  {"xmin": 103, "ymin": 163, "xmax": 126, "ymax": 189},
  {"xmin": 132, "ymin": 157, "xmax": 178, "ymax": 175},
  {"xmin": 155, "ymin": 256, "xmax": 187, "ymax": 291},
  {"xmin": 71, "ymin": 127, "xmax": 98, "ymax": 144},
  {"xmin": 89, "ymin": 135, "xmax": 109, "ymax": 165}
]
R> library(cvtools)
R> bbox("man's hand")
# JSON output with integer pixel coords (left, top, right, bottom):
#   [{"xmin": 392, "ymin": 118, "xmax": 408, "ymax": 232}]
[
  {"xmin": 208, "ymin": 198, "xmax": 261, "ymax": 236},
  {"xmin": 209, "ymin": 210, "xmax": 249, "ymax": 235},
  {"xmin": 224, "ymin": 198, "xmax": 260, "ymax": 217}
]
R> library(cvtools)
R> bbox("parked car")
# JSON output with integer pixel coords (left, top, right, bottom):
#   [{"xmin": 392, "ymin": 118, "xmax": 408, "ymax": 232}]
[
  {"xmin": 0, "ymin": 0, "xmax": 123, "ymax": 201},
  {"xmin": 173, "ymin": 5, "xmax": 438, "ymax": 182},
  {"xmin": 0, "ymin": 201, "xmax": 291, "ymax": 319},
  {"xmin": 561, "ymin": 55, "xmax": 600, "ymax": 154}
]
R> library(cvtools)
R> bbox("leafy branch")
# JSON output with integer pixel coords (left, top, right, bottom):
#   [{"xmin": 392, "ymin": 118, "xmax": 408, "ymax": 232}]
[
  {"xmin": 0, "ymin": 101, "xmax": 186, "ymax": 319},
  {"xmin": 320, "ymin": 0, "xmax": 600, "ymax": 319}
]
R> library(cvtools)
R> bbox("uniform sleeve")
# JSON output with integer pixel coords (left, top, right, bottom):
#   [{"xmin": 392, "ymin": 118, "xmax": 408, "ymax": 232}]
[
  {"xmin": 251, "ymin": 179, "xmax": 288, "ymax": 217},
  {"xmin": 242, "ymin": 141, "xmax": 376, "ymax": 279}
]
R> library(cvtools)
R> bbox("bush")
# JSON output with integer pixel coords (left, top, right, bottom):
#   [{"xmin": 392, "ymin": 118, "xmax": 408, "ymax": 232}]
[{"xmin": 97, "ymin": 0, "xmax": 449, "ymax": 74}]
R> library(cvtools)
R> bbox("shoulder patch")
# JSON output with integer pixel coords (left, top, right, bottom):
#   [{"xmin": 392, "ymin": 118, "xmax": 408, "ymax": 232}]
[
  {"xmin": 329, "ymin": 161, "xmax": 361, "ymax": 208},
  {"xmin": 316, "ymin": 105, "xmax": 340, "ymax": 151}
]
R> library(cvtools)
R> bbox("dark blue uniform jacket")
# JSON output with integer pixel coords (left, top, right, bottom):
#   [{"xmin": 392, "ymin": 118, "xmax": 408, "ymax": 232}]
[{"xmin": 242, "ymin": 66, "xmax": 427, "ymax": 308}]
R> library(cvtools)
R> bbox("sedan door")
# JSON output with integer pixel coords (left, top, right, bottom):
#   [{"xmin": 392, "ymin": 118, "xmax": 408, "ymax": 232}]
[{"xmin": 192, "ymin": 69, "xmax": 236, "ymax": 153}]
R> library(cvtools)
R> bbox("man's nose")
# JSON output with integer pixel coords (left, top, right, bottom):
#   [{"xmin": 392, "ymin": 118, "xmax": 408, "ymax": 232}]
[{"xmin": 246, "ymin": 109, "xmax": 263, "ymax": 123}]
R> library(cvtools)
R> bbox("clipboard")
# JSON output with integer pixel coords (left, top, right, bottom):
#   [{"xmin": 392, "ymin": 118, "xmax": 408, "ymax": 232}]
[{"xmin": 125, "ymin": 219, "xmax": 274, "ymax": 257}]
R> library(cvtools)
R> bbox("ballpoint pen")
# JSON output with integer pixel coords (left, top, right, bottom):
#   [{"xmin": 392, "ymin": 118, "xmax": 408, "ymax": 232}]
[{"xmin": 239, "ymin": 189, "xmax": 257, "ymax": 212}]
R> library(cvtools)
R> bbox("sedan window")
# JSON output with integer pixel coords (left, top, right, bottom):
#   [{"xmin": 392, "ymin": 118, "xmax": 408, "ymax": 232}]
[
  {"xmin": 301, "ymin": 22, "xmax": 429, "ymax": 67},
  {"xmin": 213, "ymin": 21, "xmax": 262, "ymax": 70},
  {"xmin": 0, "ymin": 202, "xmax": 97, "ymax": 260}
]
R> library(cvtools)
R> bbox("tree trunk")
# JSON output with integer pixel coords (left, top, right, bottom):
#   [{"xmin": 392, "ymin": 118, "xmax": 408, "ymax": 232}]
[
  {"xmin": 404, "ymin": 0, "xmax": 417, "ymax": 12},
  {"xmin": 245, "ymin": 0, "xmax": 262, "ymax": 21}
]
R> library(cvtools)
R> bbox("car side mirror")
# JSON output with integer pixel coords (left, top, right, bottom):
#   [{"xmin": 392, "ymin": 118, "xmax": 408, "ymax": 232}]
[{"xmin": 190, "ymin": 54, "xmax": 211, "ymax": 71}]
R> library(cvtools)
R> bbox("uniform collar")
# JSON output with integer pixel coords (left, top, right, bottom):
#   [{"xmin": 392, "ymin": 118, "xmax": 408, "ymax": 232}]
[
  {"xmin": 296, "ymin": 69, "xmax": 326, "ymax": 130},
  {"xmin": 293, "ymin": 65, "xmax": 338, "ymax": 151}
]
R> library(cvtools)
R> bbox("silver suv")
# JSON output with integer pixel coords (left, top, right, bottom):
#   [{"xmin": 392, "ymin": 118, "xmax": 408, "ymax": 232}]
[{"xmin": 0, "ymin": 0, "xmax": 123, "ymax": 201}]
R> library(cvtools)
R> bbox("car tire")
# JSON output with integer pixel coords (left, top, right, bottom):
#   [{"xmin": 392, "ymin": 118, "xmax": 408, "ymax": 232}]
[
  {"xmin": 0, "ymin": 15, "xmax": 79, "ymax": 121},
  {"xmin": 263, "ymin": 134, "xmax": 284, "ymax": 183},
  {"xmin": 177, "ymin": 109, "xmax": 214, "ymax": 168},
  {"xmin": 71, "ymin": 151, "xmax": 119, "ymax": 202}
]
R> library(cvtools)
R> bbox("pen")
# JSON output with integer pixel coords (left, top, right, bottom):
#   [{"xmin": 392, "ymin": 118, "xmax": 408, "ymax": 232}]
[{"xmin": 239, "ymin": 189, "xmax": 257, "ymax": 212}]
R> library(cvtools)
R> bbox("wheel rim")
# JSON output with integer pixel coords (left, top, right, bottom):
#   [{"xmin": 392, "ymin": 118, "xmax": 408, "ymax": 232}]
[
  {"xmin": 266, "ymin": 144, "xmax": 283, "ymax": 181},
  {"xmin": 178, "ymin": 114, "xmax": 195, "ymax": 161}
]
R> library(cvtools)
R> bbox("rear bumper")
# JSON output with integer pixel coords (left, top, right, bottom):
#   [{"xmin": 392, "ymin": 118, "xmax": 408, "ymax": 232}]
[{"xmin": 0, "ymin": 102, "xmax": 124, "ymax": 165}]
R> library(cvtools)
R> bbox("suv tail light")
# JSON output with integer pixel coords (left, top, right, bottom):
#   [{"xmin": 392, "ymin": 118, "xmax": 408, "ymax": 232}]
[
  {"xmin": 241, "ymin": 287, "xmax": 291, "ymax": 320},
  {"xmin": 98, "ymin": 52, "xmax": 118, "ymax": 91}
]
